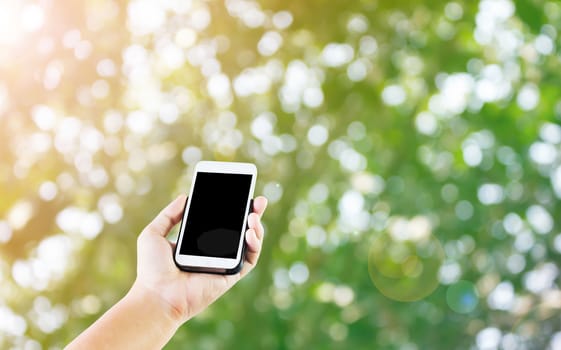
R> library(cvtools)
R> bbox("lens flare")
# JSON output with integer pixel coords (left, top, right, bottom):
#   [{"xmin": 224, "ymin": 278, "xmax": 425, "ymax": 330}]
[
  {"xmin": 368, "ymin": 230, "xmax": 444, "ymax": 302},
  {"xmin": 446, "ymin": 280, "xmax": 479, "ymax": 313}
]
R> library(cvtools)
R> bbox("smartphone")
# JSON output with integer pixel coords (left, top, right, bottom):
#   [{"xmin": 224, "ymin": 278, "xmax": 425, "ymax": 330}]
[{"xmin": 174, "ymin": 161, "xmax": 257, "ymax": 274}]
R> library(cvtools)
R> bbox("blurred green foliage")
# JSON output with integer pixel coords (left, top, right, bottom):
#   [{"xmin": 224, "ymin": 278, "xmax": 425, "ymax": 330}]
[{"xmin": 1, "ymin": 0, "xmax": 561, "ymax": 349}]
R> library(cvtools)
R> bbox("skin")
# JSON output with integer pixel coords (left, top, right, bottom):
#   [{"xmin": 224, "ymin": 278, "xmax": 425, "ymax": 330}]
[{"xmin": 66, "ymin": 194, "xmax": 268, "ymax": 349}]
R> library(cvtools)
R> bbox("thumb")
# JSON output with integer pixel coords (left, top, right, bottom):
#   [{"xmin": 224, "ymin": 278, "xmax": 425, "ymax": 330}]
[{"xmin": 142, "ymin": 195, "xmax": 187, "ymax": 237}]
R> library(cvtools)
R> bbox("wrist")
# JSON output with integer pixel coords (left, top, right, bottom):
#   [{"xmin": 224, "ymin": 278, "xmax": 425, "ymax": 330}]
[{"xmin": 128, "ymin": 281, "xmax": 186, "ymax": 329}]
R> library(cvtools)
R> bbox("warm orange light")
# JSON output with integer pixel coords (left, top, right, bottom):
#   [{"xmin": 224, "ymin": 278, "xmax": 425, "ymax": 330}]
[{"xmin": 0, "ymin": 1, "xmax": 21, "ymax": 46}]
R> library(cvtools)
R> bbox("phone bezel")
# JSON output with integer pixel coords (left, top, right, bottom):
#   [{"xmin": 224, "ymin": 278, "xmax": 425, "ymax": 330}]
[{"xmin": 174, "ymin": 161, "xmax": 257, "ymax": 273}]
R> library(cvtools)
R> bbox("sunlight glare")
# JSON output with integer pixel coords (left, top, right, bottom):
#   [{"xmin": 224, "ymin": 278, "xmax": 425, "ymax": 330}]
[
  {"xmin": 21, "ymin": 4, "xmax": 45, "ymax": 33},
  {"xmin": 0, "ymin": 2, "xmax": 21, "ymax": 46}
]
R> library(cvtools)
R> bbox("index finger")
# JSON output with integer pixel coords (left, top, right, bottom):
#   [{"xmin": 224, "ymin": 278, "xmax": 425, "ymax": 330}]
[{"xmin": 252, "ymin": 196, "xmax": 268, "ymax": 217}]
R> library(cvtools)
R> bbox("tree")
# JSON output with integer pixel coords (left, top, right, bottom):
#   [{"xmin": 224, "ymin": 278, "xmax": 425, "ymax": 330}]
[{"xmin": 1, "ymin": 0, "xmax": 560, "ymax": 348}]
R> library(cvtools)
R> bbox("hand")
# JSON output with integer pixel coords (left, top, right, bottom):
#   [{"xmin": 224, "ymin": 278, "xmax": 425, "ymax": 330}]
[{"xmin": 133, "ymin": 194, "xmax": 268, "ymax": 324}]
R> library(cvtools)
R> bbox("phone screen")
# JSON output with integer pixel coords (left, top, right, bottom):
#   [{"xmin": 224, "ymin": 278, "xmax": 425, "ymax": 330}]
[{"xmin": 179, "ymin": 172, "xmax": 252, "ymax": 258}]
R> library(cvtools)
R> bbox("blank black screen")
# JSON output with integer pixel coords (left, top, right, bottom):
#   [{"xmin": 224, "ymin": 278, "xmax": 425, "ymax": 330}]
[{"xmin": 179, "ymin": 172, "xmax": 252, "ymax": 258}]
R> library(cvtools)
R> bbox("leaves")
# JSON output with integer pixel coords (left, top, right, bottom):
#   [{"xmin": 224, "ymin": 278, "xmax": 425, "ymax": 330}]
[{"xmin": 1, "ymin": 0, "xmax": 561, "ymax": 348}]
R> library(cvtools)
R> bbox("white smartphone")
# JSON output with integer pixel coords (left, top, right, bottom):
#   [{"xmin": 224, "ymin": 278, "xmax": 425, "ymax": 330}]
[{"xmin": 174, "ymin": 161, "xmax": 257, "ymax": 274}]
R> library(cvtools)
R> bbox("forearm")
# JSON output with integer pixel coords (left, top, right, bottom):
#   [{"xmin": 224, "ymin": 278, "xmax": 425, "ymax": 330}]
[{"xmin": 66, "ymin": 282, "xmax": 182, "ymax": 350}]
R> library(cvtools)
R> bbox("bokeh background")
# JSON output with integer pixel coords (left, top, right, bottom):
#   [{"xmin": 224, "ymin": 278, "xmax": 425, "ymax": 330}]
[{"xmin": 1, "ymin": 0, "xmax": 561, "ymax": 348}]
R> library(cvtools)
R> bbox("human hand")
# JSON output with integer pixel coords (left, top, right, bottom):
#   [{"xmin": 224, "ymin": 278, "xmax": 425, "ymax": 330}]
[{"xmin": 133, "ymin": 194, "xmax": 267, "ymax": 324}]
